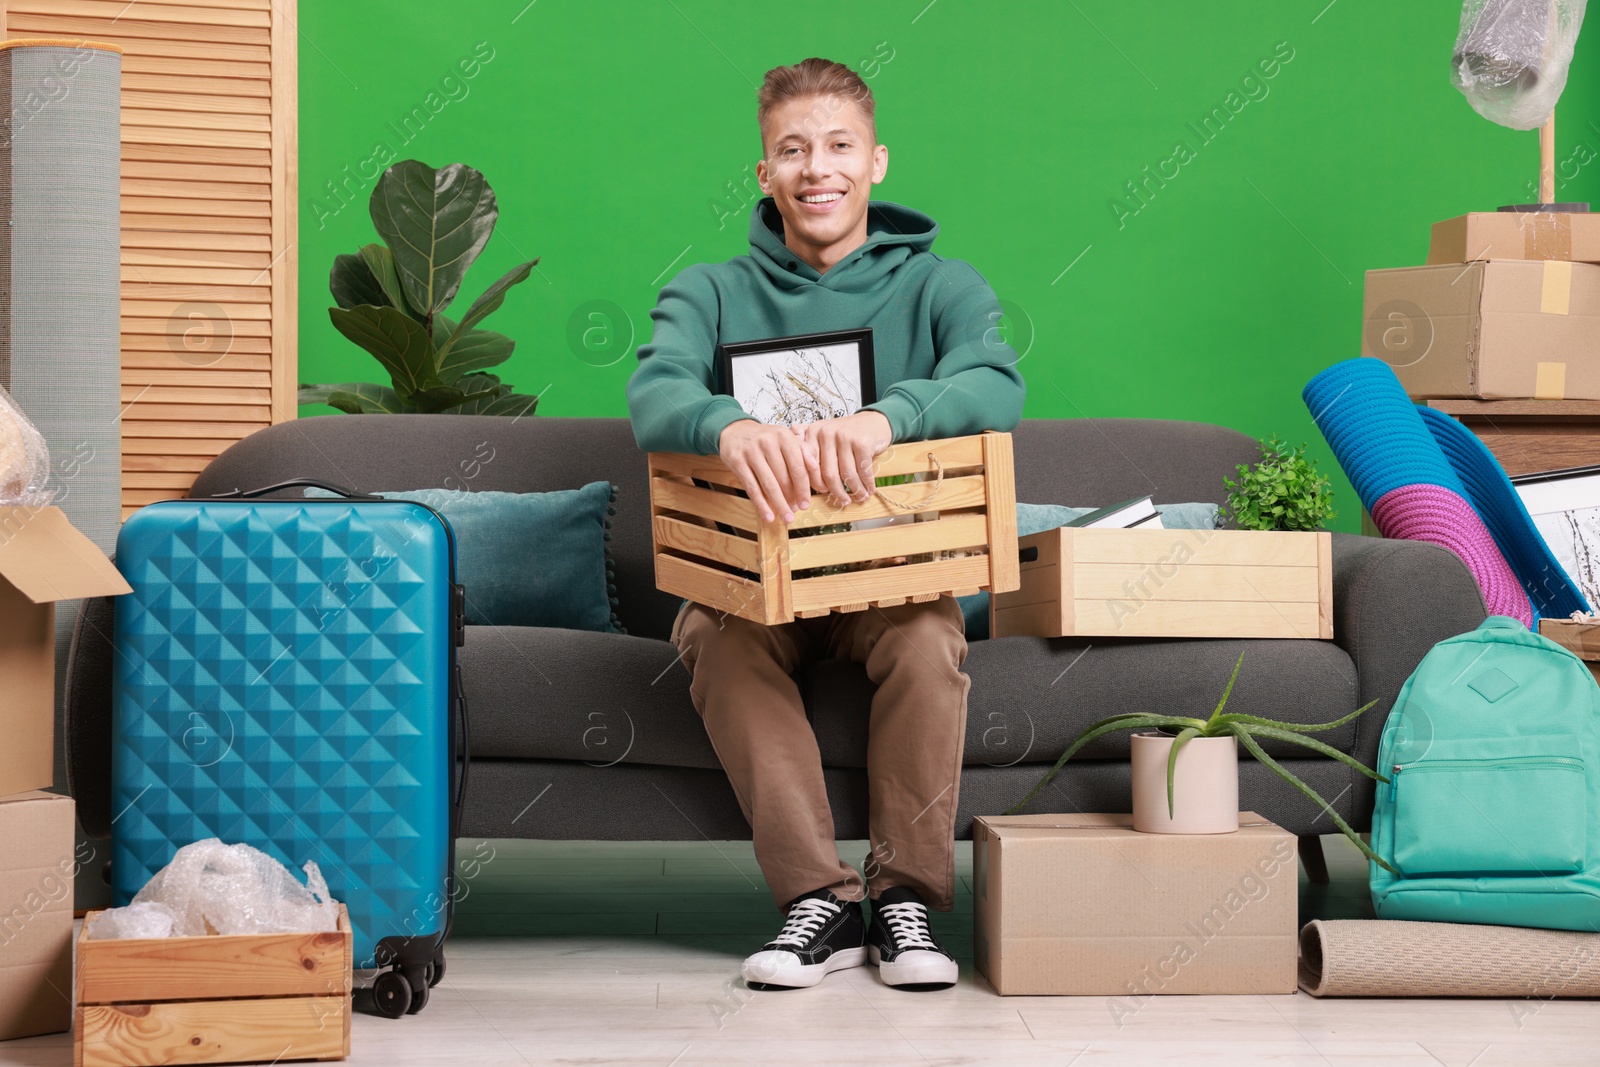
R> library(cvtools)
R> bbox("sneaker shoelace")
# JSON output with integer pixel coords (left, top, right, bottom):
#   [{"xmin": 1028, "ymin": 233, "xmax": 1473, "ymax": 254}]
[
  {"xmin": 769, "ymin": 897, "xmax": 841, "ymax": 948},
  {"xmin": 878, "ymin": 902, "xmax": 941, "ymax": 952}
]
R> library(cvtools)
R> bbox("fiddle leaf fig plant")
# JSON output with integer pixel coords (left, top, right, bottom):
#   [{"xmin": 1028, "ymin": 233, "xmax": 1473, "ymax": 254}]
[
  {"xmin": 1218, "ymin": 435, "xmax": 1337, "ymax": 531},
  {"xmin": 1005, "ymin": 652, "xmax": 1396, "ymax": 873},
  {"xmin": 300, "ymin": 160, "xmax": 541, "ymax": 416}
]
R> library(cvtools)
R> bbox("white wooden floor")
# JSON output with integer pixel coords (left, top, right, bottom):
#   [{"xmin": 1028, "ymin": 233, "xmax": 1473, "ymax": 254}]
[{"xmin": 4, "ymin": 834, "xmax": 1597, "ymax": 1066}]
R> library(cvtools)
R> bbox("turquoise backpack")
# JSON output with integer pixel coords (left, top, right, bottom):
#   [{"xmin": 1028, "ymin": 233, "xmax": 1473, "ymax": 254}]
[{"xmin": 1370, "ymin": 616, "xmax": 1600, "ymax": 931}]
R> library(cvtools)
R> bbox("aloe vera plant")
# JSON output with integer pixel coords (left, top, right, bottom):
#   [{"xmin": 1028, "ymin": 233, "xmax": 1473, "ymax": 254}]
[
  {"xmin": 1005, "ymin": 652, "xmax": 1396, "ymax": 873},
  {"xmin": 299, "ymin": 159, "xmax": 541, "ymax": 416}
]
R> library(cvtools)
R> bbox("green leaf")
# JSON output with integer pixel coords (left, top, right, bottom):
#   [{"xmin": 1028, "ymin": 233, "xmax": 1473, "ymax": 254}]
[
  {"xmin": 413, "ymin": 372, "xmax": 508, "ymax": 411},
  {"xmin": 1004, "ymin": 714, "xmax": 1207, "ymax": 815},
  {"xmin": 329, "ymin": 253, "xmax": 388, "ymax": 310},
  {"xmin": 436, "ymin": 326, "xmax": 515, "ymax": 381},
  {"xmin": 1238, "ymin": 724, "xmax": 1389, "ymax": 782},
  {"xmin": 1213, "ymin": 698, "xmax": 1380, "ymax": 735},
  {"xmin": 437, "ymin": 390, "xmax": 539, "ymax": 417},
  {"xmin": 1207, "ymin": 652, "xmax": 1245, "ymax": 723},
  {"xmin": 1166, "ymin": 727, "xmax": 1201, "ymax": 819},
  {"xmin": 436, "ymin": 260, "xmax": 537, "ymax": 365},
  {"xmin": 328, "ymin": 304, "xmax": 443, "ymax": 398},
  {"xmin": 298, "ymin": 381, "xmax": 416, "ymax": 414},
  {"xmin": 1234, "ymin": 731, "xmax": 1396, "ymax": 874},
  {"xmin": 369, "ymin": 160, "xmax": 497, "ymax": 317},
  {"xmin": 358, "ymin": 243, "xmax": 417, "ymax": 320}
]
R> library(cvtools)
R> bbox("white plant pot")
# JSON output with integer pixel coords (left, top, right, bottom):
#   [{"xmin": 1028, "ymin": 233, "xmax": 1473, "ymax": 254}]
[{"xmin": 1130, "ymin": 731, "xmax": 1239, "ymax": 834}]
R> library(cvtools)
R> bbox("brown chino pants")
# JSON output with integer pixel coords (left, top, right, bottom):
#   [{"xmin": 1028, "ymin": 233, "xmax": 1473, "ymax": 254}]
[{"xmin": 670, "ymin": 595, "xmax": 971, "ymax": 912}]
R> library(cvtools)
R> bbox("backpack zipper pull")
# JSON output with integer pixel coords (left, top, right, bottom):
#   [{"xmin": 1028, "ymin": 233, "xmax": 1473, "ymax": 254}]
[{"xmin": 1389, "ymin": 765, "xmax": 1402, "ymax": 802}]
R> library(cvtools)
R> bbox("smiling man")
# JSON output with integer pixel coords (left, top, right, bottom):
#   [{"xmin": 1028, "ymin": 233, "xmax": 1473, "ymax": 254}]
[{"xmin": 626, "ymin": 57, "xmax": 1024, "ymax": 991}]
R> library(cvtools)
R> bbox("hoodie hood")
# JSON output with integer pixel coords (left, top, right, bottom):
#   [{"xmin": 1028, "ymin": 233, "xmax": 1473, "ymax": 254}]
[{"xmin": 748, "ymin": 196, "xmax": 939, "ymax": 292}]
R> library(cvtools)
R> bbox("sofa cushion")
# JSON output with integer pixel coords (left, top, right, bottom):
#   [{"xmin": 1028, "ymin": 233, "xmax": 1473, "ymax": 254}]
[
  {"xmin": 309, "ymin": 482, "xmax": 623, "ymax": 632},
  {"xmin": 807, "ymin": 634, "xmax": 1362, "ymax": 769},
  {"xmin": 461, "ymin": 625, "xmax": 722, "ymax": 769}
]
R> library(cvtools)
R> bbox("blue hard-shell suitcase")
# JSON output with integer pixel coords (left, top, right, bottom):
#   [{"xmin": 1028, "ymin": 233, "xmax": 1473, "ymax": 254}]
[{"xmin": 110, "ymin": 480, "xmax": 468, "ymax": 1017}]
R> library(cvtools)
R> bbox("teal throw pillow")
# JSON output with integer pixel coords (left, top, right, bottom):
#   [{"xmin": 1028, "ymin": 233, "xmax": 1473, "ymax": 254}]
[
  {"xmin": 306, "ymin": 482, "xmax": 623, "ymax": 633},
  {"xmin": 959, "ymin": 501, "xmax": 1222, "ymax": 640}
]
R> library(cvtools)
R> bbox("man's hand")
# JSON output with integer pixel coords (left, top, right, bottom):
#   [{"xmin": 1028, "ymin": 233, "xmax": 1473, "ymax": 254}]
[
  {"xmin": 796, "ymin": 410, "xmax": 894, "ymax": 508},
  {"xmin": 717, "ymin": 419, "xmax": 813, "ymax": 524}
]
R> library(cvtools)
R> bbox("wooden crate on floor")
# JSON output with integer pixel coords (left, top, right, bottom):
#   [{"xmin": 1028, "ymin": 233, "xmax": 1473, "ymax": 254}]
[
  {"xmin": 75, "ymin": 904, "xmax": 351, "ymax": 1067},
  {"xmin": 648, "ymin": 431, "xmax": 1019, "ymax": 625},
  {"xmin": 990, "ymin": 527, "xmax": 1334, "ymax": 640}
]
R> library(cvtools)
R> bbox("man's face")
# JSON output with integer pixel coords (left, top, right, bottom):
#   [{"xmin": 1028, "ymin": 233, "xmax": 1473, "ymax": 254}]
[{"xmin": 756, "ymin": 94, "xmax": 888, "ymax": 267}]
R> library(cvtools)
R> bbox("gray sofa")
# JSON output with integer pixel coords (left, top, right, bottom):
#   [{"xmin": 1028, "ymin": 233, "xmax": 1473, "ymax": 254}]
[{"xmin": 66, "ymin": 415, "xmax": 1488, "ymax": 863}]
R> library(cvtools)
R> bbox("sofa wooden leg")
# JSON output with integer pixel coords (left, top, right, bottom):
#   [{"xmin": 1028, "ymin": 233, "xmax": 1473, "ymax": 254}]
[{"xmin": 1300, "ymin": 835, "xmax": 1329, "ymax": 884}]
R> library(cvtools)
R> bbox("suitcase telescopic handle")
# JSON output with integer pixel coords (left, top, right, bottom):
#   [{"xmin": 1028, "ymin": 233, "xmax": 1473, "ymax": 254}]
[{"xmin": 207, "ymin": 478, "xmax": 383, "ymax": 501}]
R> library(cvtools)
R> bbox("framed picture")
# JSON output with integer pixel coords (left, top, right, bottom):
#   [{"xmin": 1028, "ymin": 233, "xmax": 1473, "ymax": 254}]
[
  {"xmin": 715, "ymin": 327, "xmax": 876, "ymax": 427},
  {"xmin": 1511, "ymin": 463, "xmax": 1600, "ymax": 608}
]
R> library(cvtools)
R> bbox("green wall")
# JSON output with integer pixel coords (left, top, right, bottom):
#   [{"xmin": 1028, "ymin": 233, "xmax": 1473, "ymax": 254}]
[{"xmin": 297, "ymin": 1, "xmax": 1600, "ymax": 531}]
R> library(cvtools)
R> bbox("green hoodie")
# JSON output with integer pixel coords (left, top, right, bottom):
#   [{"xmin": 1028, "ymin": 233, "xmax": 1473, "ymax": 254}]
[{"xmin": 626, "ymin": 197, "xmax": 1026, "ymax": 454}]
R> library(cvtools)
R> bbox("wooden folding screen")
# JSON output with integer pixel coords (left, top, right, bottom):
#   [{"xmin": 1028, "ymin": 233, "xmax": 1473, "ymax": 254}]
[{"xmin": 0, "ymin": 0, "xmax": 298, "ymax": 516}]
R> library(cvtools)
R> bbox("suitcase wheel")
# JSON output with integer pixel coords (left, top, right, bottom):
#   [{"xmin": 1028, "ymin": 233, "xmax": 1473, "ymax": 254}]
[
  {"xmin": 427, "ymin": 950, "xmax": 446, "ymax": 988},
  {"xmin": 405, "ymin": 977, "xmax": 430, "ymax": 1015},
  {"xmin": 372, "ymin": 969, "xmax": 412, "ymax": 1019}
]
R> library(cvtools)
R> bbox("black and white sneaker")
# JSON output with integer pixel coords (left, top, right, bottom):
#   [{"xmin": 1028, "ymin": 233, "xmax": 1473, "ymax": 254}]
[
  {"xmin": 868, "ymin": 886, "xmax": 958, "ymax": 989},
  {"xmin": 741, "ymin": 889, "xmax": 867, "ymax": 989}
]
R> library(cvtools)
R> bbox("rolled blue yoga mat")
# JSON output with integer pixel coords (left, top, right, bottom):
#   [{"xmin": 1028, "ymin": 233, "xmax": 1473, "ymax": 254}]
[{"xmin": 1302, "ymin": 359, "xmax": 1463, "ymax": 509}]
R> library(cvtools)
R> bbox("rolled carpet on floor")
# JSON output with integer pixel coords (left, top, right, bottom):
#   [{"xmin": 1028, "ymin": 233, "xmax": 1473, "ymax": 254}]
[{"xmin": 1299, "ymin": 919, "xmax": 1600, "ymax": 998}]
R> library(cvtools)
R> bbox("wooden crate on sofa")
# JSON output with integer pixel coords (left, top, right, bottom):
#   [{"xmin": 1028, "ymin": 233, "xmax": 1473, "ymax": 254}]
[
  {"xmin": 648, "ymin": 431, "xmax": 1019, "ymax": 625},
  {"xmin": 74, "ymin": 904, "xmax": 351, "ymax": 1067},
  {"xmin": 990, "ymin": 527, "xmax": 1333, "ymax": 640}
]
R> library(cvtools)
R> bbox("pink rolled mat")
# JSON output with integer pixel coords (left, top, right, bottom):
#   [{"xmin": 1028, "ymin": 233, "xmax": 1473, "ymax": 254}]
[{"xmin": 1370, "ymin": 484, "xmax": 1533, "ymax": 625}]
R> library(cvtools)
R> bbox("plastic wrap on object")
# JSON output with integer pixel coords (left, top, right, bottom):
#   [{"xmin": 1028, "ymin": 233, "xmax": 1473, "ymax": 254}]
[
  {"xmin": 1452, "ymin": 0, "xmax": 1589, "ymax": 130},
  {"xmin": 87, "ymin": 839, "xmax": 340, "ymax": 939},
  {"xmin": 86, "ymin": 901, "xmax": 176, "ymax": 940},
  {"xmin": 0, "ymin": 385, "xmax": 52, "ymax": 505}
]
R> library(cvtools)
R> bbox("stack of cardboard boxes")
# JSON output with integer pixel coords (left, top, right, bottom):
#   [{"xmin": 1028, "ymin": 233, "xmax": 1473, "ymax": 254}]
[
  {"xmin": 1362, "ymin": 210, "xmax": 1600, "ymax": 401},
  {"xmin": 0, "ymin": 505, "xmax": 128, "ymax": 1041}
]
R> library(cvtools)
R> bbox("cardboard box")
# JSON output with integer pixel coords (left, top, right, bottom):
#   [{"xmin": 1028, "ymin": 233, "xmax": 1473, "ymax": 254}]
[
  {"xmin": 972, "ymin": 812, "xmax": 1298, "ymax": 996},
  {"xmin": 0, "ymin": 505, "xmax": 130, "ymax": 797},
  {"xmin": 1428, "ymin": 211, "xmax": 1600, "ymax": 266},
  {"xmin": 1361, "ymin": 260, "xmax": 1600, "ymax": 401},
  {"xmin": 989, "ymin": 527, "xmax": 1332, "ymax": 640},
  {"xmin": 1538, "ymin": 619, "xmax": 1600, "ymax": 686},
  {"xmin": 0, "ymin": 791, "xmax": 76, "ymax": 1040}
]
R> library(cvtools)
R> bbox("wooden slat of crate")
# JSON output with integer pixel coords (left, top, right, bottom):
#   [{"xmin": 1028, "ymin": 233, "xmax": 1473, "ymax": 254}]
[
  {"xmin": 791, "ymin": 554, "xmax": 991, "ymax": 614},
  {"xmin": 788, "ymin": 513, "xmax": 990, "ymax": 569},
  {"xmin": 982, "ymin": 431, "xmax": 1020, "ymax": 595},
  {"xmin": 651, "ymin": 476, "xmax": 761, "ymax": 533},
  {"xmin": 655, "ymin": 553, "xmax": 768, "ymax": 623},
  {"xmin": 790, "ymin": 474, "xmax": 986, "ymax": 529},
  {"xmin": 76, "ymin": 921, "xmax": 349, "ymax": 1003},
  {"xmin": 991, "ymin": 527, "xmax": 1333, "ymax": 640},
  {"xmin": 79, "ymin": 998, "xmax": 347, "ymax": 1067},
  {"xmin": 653, "ymin": 515, "xmax": 761, "ymax": 572}
]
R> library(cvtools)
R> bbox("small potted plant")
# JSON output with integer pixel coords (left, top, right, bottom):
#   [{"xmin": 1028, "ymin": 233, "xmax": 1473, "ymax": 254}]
[
  {"xmin": 1217, "ymin": 435, "xmax": 1337, "ymax": 531},
  {"xmin": 1005, "ymin": 652, "xmax": 1397, "ymax": 872}
]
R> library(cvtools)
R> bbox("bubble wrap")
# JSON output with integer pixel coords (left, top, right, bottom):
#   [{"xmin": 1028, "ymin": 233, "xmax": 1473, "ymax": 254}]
[
  {"xmin": 0, "ymin": 386, "xmax": 51, "ymax": 505},
  {"xmin": 1452, "ymin": 0, "xmax": 1589, "ymax": 130},
  {"xmin": 87, "ymin": 839, "xmax": 340, "ymax": 939}
]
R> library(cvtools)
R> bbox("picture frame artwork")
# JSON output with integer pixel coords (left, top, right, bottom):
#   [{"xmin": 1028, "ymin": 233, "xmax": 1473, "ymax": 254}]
[
  {"xmin": 715, "ymin": 327, "xmax": 876, "ymax": 428},
  {"xmin": 1511, "ymin": 463, "xmax": 1600, "ymax": 610}
]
